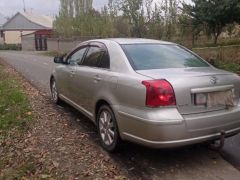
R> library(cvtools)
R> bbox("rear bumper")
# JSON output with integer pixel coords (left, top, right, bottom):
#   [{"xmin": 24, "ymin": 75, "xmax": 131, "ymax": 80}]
[
  {"xmin": 116, "ymin": 105, "xmax": 240, "ymax": 148},
  {"xmin": 121, "ymin": 127, "xmax": 240, "ymax": 148}
]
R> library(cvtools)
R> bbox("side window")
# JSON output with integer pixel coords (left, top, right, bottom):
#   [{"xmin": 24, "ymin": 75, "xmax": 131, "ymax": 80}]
[
  {"xmin": 81, "ymin": 46, "xmax": 104, "ymax": 67},
  {"xmin": 68, "ymin": 47, "xmax": 87, "ymax": 65},
  {"xmin": 98, "ymin": 52, "xmax": 110, "ymax": 69}
]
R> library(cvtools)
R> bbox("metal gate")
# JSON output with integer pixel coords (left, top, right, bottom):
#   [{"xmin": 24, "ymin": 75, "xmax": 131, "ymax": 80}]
[{"xmin": 35, "ymin": 35, "xmax": 47, "ymax": 51}]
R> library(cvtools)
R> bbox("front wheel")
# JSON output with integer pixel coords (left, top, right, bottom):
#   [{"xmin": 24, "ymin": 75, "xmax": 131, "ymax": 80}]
[
  {"xmin": 97, "ymin": 105, "xmax": 120, "ymax": 152},
  {"xmin": 50, "ymin": 78, "xmax": 61, "ymax": 104}
]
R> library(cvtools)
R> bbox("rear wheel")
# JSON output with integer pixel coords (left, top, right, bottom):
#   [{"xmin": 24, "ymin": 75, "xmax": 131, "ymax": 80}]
[
  {"xmin": 97, "ymin": 105, "xmax": 120, "ymax": 152},
  {"xmin": 50, "ymin": 78, "xmax": 61, "ymax": 104}
]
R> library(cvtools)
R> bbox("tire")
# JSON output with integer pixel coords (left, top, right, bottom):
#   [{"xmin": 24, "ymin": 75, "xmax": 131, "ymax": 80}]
[
  {"xmin": 50, "ymin": 78, "xmax": 61, "ymax": 104},
  {"xmin": 97, "ymin": 105, "xmax": 120, "ymax": 152}
]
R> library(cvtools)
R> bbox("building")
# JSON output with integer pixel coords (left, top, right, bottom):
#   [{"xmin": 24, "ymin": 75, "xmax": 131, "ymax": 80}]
[{"xmin": 1, "ymin": 12, "xmax": 53, "ymax": 50}]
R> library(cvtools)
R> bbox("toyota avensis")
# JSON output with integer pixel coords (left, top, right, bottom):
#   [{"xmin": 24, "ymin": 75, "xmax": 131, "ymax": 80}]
[{"xmin": 50, "ymin": 38, "xmax": 240, "ymax": 152}]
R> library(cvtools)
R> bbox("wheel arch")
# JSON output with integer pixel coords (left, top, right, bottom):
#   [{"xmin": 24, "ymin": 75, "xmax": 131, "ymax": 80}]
[{"xmin": 95, "ymin": 99, "xmax": 112, "ymax": 122}]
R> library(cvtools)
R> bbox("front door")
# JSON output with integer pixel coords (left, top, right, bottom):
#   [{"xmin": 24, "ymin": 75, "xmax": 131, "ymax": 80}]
[
  {"xmin": 63, "ymin": 46, "xmax": 88, "ymax": 100},
  {"xmin": 72, "ymin": 43, "xmax": 110, "ymax": 115}
]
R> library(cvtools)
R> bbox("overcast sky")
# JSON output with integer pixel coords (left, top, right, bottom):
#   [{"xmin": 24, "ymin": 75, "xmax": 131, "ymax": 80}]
[
  {"xmin": 0, "ymin": 0, "xmax": 107, "ymax": 17},
  {"xmin": 0, "ymin": 0, "xmax": 191, "ymax": 17}
]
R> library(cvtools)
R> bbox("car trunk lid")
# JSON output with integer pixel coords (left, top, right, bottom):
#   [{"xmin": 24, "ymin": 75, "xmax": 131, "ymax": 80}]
[{"xmin": 137, "ymin": 67, "xmax": 240, "ymax": 115}]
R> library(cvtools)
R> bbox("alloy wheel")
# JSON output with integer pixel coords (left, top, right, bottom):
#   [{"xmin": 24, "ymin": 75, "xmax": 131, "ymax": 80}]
[
  {"xmin": 51, "ymin": 80, "xmax": 59, "ymax": 103},
  {"xmin": 97, "ymin": 105, "xmax": 120, "ymax": 152},
  {"xmin": 99, "ymin": 110, "xmax": 115, "ymax": 146}
]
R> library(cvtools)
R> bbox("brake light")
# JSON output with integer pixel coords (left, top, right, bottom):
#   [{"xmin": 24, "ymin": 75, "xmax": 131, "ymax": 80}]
[{"xmin": 142, "ymin": 79, "xmax": 176, "ymax": 107}]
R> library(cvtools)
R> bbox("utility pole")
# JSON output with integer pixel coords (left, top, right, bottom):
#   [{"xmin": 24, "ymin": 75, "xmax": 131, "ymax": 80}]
[{"xmin": 22, "ymin": 0, "xmax": 26, "ymax": 12}]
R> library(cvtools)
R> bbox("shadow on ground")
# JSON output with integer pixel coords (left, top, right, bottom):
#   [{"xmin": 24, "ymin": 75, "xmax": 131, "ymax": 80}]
[{"xmin": 57, "ymin": 101, "xmax": 234, "ymax": 179}]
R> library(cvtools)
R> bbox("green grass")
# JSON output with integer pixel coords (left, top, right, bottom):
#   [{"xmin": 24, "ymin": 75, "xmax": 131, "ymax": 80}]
[
  {"xmin": 217, "ymin": 63, "xmax": 240, "ymax": 74},
  {"xmin": 0, "ymin": 44, "xmax": 21, "ymax": 51},
  {"xmin": 192, "ymin": 38, "xmax": 240, "ymax": 48},
  {"xmin": 0, "ymin": 64, "xmax": 38, "ymax": 179},
  {"xmin": 0, "ymin": 65, "xmax": 32, "ymax": 131},
  {"xmin": 0, "ymin": 64, "xmax": 54, "ymax": 179}
]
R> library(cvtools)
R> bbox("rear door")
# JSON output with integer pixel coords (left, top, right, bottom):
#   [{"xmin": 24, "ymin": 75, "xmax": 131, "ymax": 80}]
[{"xmin": 72, "ymin": 42, "xmax": 110, "ymax": 114}]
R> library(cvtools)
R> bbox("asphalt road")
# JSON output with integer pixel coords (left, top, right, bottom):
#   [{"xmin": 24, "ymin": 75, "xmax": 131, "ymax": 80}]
[
  {"xmin": 0, "ymin": 51, "xmax": 54, "ymax": 94},
  {"xmin": 1, "ymin": 50, "xmax": 240, "ymax": 179}
]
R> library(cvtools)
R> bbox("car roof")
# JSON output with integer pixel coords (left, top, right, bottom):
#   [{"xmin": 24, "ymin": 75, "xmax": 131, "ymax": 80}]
[{"xmin": 88, "ymin": 38, "xmax": 174, "ymax": 45}]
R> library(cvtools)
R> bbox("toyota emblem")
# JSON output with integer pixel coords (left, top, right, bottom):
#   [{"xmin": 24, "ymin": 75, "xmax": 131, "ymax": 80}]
[{"xmin": 210, "ymin": 76, "xmax": 218, "ymax": 85}]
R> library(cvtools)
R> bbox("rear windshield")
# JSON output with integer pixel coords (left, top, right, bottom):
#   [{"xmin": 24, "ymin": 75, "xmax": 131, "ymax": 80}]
[{"xmin": 122, "ymin": 44, "xmax": 209, "ymax": 70}]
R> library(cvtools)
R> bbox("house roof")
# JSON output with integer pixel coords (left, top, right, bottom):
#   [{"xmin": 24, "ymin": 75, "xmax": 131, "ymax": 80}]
[
  {"xmin": 1, "ymin": 12, "xmax": 53, "ymax": 30},
  {"xmin": 21, "ymin": 12, "xmax": 53, "ymax": 29}
]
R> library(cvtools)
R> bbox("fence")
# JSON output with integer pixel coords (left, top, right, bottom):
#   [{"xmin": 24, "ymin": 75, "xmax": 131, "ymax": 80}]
[
  {"xmin": 47, "ymin": 36, "xmax": 102, "ymax": 52},
  {"xmin": 47, "ymin": 38, "xmax": 81, "ymax": 52},
  {"xmin": 193, "ymin": 45, "xmax": 240, "ymax": 63},
  {"xmin": 21, "ymin": 36, "xmax": 101, "ymax": 52}
]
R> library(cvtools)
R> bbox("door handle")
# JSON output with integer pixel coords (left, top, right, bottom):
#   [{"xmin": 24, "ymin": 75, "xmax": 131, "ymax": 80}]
[
  {"xmin": 70, "ymin": 70, "xmax": 75, "ymax": 77},
  {"xmin": 94, "ymin": 76, "xmax": 102, "ymax": 82}
]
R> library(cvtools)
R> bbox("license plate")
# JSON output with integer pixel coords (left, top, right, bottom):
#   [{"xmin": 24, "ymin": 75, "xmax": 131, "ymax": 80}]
[
  {"xmin": 194, "ymin": 90, "xmax": 235, "ymax": 107},
  {"xmin": 207, "ymin": 90, "xmax": 234, "ymax": 107}
]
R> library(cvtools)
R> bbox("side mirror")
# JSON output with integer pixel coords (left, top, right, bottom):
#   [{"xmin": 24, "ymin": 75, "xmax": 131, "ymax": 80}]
[{"xmin": 54, "ymin": 56, "xmax": 64, "ymax": 64}]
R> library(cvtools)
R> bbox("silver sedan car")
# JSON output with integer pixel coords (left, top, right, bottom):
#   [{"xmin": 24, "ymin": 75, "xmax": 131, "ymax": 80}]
[{"xmin": 50, "ymin": 38, "xmax": 240, "ymax": 152}]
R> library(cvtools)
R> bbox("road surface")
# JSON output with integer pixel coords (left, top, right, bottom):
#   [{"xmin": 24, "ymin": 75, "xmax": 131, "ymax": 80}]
[{"xmin": 1, "ymin": 51, "xmax": 240, "ymax": 179}]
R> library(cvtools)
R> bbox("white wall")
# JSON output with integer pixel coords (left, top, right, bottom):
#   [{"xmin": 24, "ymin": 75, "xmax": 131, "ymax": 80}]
[
  {"xmin": 4, "ymin": 31, "xmax": 35, "ymax": 44},
  {"xmin": 4, "ymin": 31, "xmax": 21, "ymax": 44}
]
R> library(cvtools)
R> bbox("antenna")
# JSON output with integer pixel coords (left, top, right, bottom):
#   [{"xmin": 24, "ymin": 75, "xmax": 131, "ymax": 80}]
[{"xmin": 22, "ymin": 0, "xmax": 26, "ymax": 12}]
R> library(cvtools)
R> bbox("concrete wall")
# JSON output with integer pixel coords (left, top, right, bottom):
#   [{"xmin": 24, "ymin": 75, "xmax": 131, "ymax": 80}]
[
  {"xmin": 22, "ymin": 37, "xmax": 86, "ymax": 51},
  {"xmin": 193, "ymin": 45, "xmax": 240, "ymax": 63},
  {"xmin": 47, "ymin": 38, "xmax": 82, "ymax": 52},
  {"xmin": 47, "ymin": 37, "xmax": 100, "ymax": 52},
  {"xmin": 22, "ymin": 37, "xmax": 84, "ymax": 52},
  {"xmin": 0, "ymin": 37, "xmax": 4, "ymax": 44},
  {"xmin": 22, "ymin": 35, "xmax": 35, "ymax": 51},
  {"xmin": 22, "ymin": 36, "xmax": 99, "ymax": 52}
]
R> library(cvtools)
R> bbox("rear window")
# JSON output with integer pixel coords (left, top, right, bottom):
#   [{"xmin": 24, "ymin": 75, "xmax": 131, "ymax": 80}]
[{"xmin": 122, "ymin": 44, "xmax": 209, "ymax": 70}]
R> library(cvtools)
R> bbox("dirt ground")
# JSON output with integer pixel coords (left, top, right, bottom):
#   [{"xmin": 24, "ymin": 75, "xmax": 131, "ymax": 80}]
[{"xmin": 0, "ymin": 60, "xmax": 128, "ymax": 179}]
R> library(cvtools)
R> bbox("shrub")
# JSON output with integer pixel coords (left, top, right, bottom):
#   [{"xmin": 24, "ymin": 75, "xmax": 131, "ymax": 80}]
[{"xmin": 0, "ymin": 44, "xmax": 22, "ymax": 50}]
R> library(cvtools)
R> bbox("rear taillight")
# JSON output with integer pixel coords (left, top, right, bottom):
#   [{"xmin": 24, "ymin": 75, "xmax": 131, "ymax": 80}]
[{"xmin": 142, "ymin": 79, "xmax": 176, "ymax": 107}]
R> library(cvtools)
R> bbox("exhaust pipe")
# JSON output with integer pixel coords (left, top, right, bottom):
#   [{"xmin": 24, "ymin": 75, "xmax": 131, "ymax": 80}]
[{"xmin": 209, "ymin": 130, "xmax": 226, "ymax": 151}]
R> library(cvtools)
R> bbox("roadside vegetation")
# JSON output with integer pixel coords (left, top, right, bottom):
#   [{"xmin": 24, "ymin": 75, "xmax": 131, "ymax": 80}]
[
  {"xmin": 218, "ymin": 63, "xmax": 240, "ymax": 74},
  {"xmin": 0, "ymin": 44, "xmax": 21, "ymax": 51},
  {"xmin": 0, "ymin": 62, "xmax": 33, "ymax": 178},
  {"xmin": 53, "ymin": 0, "xmax": 240, "ymax": 73},
  {"xmin": 54, "ymin": 0, "xmax": 240, "ymax": 47},
  {"xmin": 0, "ymin": 64, "xmax": 32, "ymax": 131}
]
